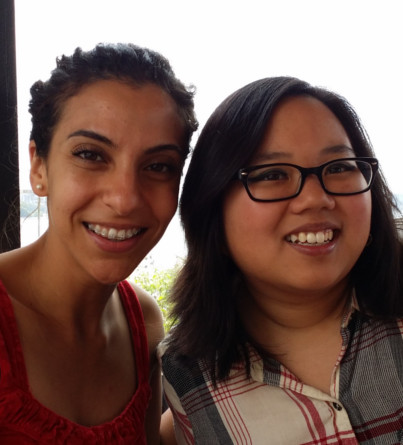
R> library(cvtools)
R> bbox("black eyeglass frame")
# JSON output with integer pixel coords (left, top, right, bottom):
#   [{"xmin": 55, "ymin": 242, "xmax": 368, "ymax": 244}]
[{"xmin": 237, "ymin": 157, "xmax": 379, "ymax": 202}]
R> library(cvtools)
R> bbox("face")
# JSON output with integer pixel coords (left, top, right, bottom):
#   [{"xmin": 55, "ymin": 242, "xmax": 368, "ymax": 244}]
[
  {"xmin": 30, "ymin": 80, "xmax": 186, "ymax": 284},
  {"xmin": 223, "ymin": 96, "xmax": 371, "ymax": 301}
]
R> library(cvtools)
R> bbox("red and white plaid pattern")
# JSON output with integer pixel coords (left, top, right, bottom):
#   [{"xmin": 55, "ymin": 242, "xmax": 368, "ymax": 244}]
[{"xmin": 161, "ymin": 308, "xmax": 403, "ymax": 444}]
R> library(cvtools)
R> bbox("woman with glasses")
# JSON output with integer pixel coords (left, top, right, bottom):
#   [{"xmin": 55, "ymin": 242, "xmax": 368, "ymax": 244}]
[{"xmin": 160, "ymin": 77, "xmax": 403, "ymax": 444}]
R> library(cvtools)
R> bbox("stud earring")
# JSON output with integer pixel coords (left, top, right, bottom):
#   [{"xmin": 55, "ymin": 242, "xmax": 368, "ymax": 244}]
[{"xmin": 35, "ymin": 184, "xmax": 43, "ymax": 190}]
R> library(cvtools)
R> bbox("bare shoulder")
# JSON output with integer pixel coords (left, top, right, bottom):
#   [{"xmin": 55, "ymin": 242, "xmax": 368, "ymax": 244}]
[
  {"xmin": 0, "ymin": 247, "xmax": 31, "ymax": 288},
  {"xmin": 129, "ymin": 283, "xmax": 165, "ymax": 443},
  {"xmin": 129, "ymin": 282, "xmax": 165, "ymax": 349},
  {"xmin": 0, "ymin": 252, "xmax": 9, "ymax": 275},
  {"xmin": 0, "ymin": 248, "xmax": 18, "ymax": 270},
  {"xmin": 131, "ymin": 283, "xmax": 163, "ymax": 328}
]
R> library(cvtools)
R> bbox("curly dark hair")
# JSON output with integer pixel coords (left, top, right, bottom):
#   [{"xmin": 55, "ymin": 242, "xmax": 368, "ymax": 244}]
[{"xmin": 29, "ymin": 43, "xmax": 198, "ymax": 158}]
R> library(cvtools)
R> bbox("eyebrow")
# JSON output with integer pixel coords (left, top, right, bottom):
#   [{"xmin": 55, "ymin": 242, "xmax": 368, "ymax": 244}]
[
  {"xmin": 67, "ymin": 129, "xmax": 184, "ymax": 155},
  {"xmin": 145, "ymin": 144, "xmax": 185, "ymax": 157},
  {"xmin": 322, "ymin": 144, "xmax": 355, "ymax": 155},
  {"xmin": 253, "ymin": 144, "xmax": 355, "ymax": 163},
  {"xmin": 68, "ymin": 129, "xmax": 114, "ymax": 146}
]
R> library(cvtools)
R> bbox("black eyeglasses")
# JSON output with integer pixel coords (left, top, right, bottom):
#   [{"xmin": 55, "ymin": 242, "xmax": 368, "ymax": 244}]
[{"xmin": 237, "ymin": 157, "xmax": 379, "ymax": 202}]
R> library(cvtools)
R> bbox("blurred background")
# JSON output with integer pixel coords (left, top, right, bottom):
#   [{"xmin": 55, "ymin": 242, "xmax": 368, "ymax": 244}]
[{"xmin": 15, "ymin": 0, "xmax": 403, "ymax": 272}]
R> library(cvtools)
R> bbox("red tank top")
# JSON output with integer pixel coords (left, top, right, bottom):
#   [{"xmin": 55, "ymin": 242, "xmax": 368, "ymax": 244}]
[{"xmin": 0, "ymin": 280, "xmax": 151, "ymax": 444}]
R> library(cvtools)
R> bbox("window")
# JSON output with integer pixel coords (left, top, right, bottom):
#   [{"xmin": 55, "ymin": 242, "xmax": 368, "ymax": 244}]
[{"xmin": 10, "ymin": 0, "xmax": 403, "ymax": 264}]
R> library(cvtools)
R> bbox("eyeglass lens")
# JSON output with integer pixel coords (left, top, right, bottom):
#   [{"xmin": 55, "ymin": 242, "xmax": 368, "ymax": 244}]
[{"xmin": 246, "ymin": 159, "xmax": 373, "ymax": 201}]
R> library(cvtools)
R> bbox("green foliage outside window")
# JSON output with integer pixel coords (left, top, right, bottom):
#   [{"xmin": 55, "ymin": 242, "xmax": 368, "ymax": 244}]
[{"xmin": 131, "ymin": 260, "xmax": 180, "ymax": 332}]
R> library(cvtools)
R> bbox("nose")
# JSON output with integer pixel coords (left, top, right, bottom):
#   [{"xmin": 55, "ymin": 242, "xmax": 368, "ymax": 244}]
[
  {"xmin": 289, "ymin": 173, "xmax": 336, "ymax": 212},
  {"xmin": 102, "ymin": 170, "xmax": 146, "ymax": 216}
]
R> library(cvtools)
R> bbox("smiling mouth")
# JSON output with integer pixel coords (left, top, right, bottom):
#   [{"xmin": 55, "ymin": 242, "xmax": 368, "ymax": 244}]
[
  {"xmin": 86, "ymin": 223, "xmax": 144, "ymax": 241},
  {"xmin": 286, "ymin": 229, "xmax": 334, "ymax": 245}
]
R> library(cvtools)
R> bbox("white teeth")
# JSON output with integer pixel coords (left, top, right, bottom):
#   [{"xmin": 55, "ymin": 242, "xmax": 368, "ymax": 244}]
[
  {"xmin": 87, "ymin": 223, "xmax": 141, "ymax": 241},
  {"xmin": 298, "ymin": 232, "xmax": 307, "ymax": 243},
  {"xmin": 117, "ymin": 229, "xmax": 126, "ymax": 240},
  {"xmin": 287, "ymin": 229, "xmax": 334, "ymax": 245},
  {"xmin": 107, "ymin": 228, "xmax": 117, "ymax": 240},
  {"xmin": 306, "ymin": 233, "xmax": 316, "ymax": 244}
]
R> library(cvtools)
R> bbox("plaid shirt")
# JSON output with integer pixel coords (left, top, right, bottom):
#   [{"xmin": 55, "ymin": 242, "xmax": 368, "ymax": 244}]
[{"xmin": 160, "ymin": 309, "xmax": 403, "ymax": 444}]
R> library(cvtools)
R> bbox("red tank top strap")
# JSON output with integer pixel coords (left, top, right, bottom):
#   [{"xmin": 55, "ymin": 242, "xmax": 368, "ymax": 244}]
[
  {"xmin": 0, "ymin": 280, "xmax": 29, "ymax": 389},
  {"xmin": 117, "ymin": 280, "xmax": 150, "ymax": 385}
]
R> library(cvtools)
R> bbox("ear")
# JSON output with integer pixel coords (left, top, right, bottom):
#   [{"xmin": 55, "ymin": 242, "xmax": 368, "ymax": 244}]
[{"xmin": 29, "ymin": 140, "xmax": 48, "ymax": 196}]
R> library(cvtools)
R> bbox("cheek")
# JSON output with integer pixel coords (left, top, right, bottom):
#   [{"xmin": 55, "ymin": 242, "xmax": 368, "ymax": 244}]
[
  {"xmin": 342, "ymin": 193, "xmax": 372, "ymax": 251},
  {"xmin": 223, "ymin": 187, "xmax": 249, "ymax": 241},
  {"xmin": 223, "ymin": 189, "xmax": 285, "ymax": 260},
  {"xmin": 45, "ymin": 170, "xmax": 97, "ymax": 219},
  {"xmin": 224, "ymin": 184, "xmax": 285, "ymax": 232},
  {"xmin": 150, "ymin": 185, "xmax": 180, "ymax": 223},
  {"xmin": 347, "ymin": 193, "xmax": 372, "ymax": 229}
]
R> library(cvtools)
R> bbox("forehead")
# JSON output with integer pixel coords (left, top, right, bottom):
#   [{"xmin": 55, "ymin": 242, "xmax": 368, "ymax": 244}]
[
  {"xmin": 256, "ymin": 95, "xmax": 352, "ymax": 161},
  {"xmin": 52, "ymin": 80, "xmax": 186, "ymax": 147},
  {"xmin": 60, "ymin": 80, "xmax": 180, "ymax": 121}
]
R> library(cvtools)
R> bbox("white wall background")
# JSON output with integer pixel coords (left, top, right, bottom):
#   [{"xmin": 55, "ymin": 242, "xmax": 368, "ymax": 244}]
[{"xmin": 15, "ymin": 0, "xmax": 403, "ymax": 268}]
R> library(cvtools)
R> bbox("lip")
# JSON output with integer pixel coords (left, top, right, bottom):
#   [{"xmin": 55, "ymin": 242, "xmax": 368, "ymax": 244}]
[
  {"xmin": 86, "ymin": 222, "xmax": 143, "ymax": 240},
  {"xmin": 84, "ymin": 222, "xmax": 147, "ymax": 253},
  {"xmin": 286, "ymin": 222, "xmax": 339, "ymax": 235},
  {"xmin": 285, "ymin": 222, "xmax": 339, "ymax": 255}
]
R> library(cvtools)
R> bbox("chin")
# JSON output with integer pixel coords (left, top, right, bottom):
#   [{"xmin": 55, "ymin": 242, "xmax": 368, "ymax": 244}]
[
  {"xmin": 89, "ymin": 262, "xmax": 141, "ymax": 286},
  {"xmin": 290, "ymin": 278, "xmax": 348, "ymax": 295}
]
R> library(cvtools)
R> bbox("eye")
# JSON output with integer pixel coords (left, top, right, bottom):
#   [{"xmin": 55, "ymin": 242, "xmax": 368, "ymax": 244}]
[
  {"xmin": 146, "ymin": 163, "xmax": 173, "ymax": 173},
  {"xmin": 325, "ymin": 160, "xmax": 356, "ymax": 175},
  {"xmin": 144, "ymin": 161, "xmax": 182, "ymax": 181},
  {"xmin": 250, "ymin": 167, "xmax": 290, "ymax": 182},
  {"xmin": 73, "ymin": 147, "xmax": 104, "ymax": 162}
]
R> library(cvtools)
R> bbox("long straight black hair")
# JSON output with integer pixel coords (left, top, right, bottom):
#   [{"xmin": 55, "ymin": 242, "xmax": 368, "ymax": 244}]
[{"xmin": 165, "ymin": 76, "xmax": 403, "ymax": 382}]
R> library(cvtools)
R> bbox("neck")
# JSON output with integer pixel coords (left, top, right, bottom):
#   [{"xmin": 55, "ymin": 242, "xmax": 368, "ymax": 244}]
[
  {"xmin": 19, "ymin": 238, "xmax": 118, "ymax": 339},
  {"xmin": 239, "ymin": 281, "xmax": 350, "ymax": 352}
]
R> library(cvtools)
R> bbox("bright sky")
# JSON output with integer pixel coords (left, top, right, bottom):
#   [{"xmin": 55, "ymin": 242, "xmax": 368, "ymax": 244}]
[{"xmin": 15, "ymin": 0, "xmax": 403, "ymax": 267}]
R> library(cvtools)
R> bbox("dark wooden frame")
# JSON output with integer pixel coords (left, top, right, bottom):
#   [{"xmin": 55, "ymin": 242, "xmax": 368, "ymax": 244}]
[{"xmin": 0, "ymin": 0, "xmax": 20, "ymax": 251}]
